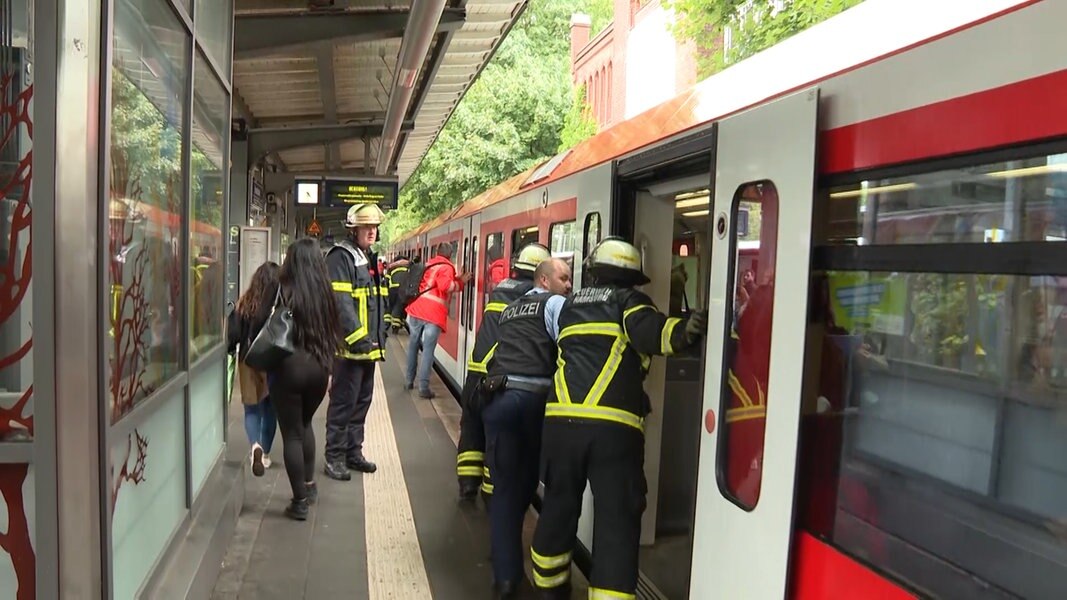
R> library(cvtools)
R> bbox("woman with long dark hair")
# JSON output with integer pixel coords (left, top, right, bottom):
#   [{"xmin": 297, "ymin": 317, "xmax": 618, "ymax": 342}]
[
  {"xmin": 226, "ymin": 262, "xmax": 280, "ymax": 477},
  {"xmin": 270, "ymin": 238, "xmax": 342, "ymax": 520}
]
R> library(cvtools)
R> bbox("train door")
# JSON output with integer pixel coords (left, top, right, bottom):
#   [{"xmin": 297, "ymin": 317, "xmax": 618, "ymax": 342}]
[
  {"xmin": 458, "ymin": 214, "xmax": 481, "ymax": 381},
  {"xmin": 690, "ymin": 89, "xmax": 818, "ymax": 597}
]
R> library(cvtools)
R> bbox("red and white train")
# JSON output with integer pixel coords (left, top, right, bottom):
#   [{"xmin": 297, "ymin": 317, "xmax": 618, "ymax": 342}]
[{"xmin": 390, "ymin": 1, "xmax": 1067, "ymax": 597}]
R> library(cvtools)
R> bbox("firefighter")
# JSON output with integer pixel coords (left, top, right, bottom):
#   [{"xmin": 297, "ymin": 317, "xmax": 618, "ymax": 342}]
[
  {"xmin": 530, "ymin": 237, "xmax": 707, "ymax": 599},
  {"xmin": 323, "ymin": 203, "xmax": 389, "ymax": 480},
  {"xmin": 482, "ymin": 257, "xmax": 572, "ymax": 598},
  {"xmin": 457, "ymin": 242, "xmax": 552, "ymax": 503},
  {"xmin": 385, "ymin": 256, "xmax": 411, "ymax": 333}
]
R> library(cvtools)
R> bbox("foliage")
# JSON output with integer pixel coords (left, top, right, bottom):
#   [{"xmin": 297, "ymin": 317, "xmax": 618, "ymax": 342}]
[
  {"xmin": 558, "ymin": 83, "xmax": 599, "ymax": 152},
  {"xmin": 666, "ymin": 0, "xmax": 864, "ymax": 78},
  {"xmin": 381, "ymin": 0, "xmax": 604, "ymax": 247},
  {"xmin": 588, "ymin": 0, "xmax": 614, "ymax": 36}
]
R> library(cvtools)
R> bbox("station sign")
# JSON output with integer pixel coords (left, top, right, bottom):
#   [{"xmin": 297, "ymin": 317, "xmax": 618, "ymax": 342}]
[
  {"xmin": 324, "ymin": 179, "xmax": 398, "ymax": 210},
  {"xmin": 295, "ymin": 179, "xmax": 321, "ymax": 205}
]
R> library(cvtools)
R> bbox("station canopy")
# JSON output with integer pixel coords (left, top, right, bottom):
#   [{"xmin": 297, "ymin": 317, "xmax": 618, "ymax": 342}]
[{"xmin": 233, "ymin": 0, "xmax": 526, "ymax": 187}]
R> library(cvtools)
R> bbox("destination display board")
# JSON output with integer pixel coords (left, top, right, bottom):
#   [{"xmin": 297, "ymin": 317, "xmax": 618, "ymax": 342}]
[{"xmin": 324, "ymin": 179, "xmax": 398, "ymax": 210}]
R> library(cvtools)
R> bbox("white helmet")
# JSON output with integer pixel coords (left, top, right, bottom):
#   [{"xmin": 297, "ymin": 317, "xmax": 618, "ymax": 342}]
[
  {"xmin": 585, "ymin": 237, "xmax": 649, "ymax": 285},
  {"xmin": 513, "ymin": 242, "xmax": 551, "ymax": 274},
  {"xmin": 343, "ymin": 203, "xmax": 385, "ymax": 228}
]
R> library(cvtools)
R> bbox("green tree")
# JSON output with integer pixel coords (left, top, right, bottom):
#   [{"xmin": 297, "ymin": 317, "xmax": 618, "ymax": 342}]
[
  {"xmin": 666, "ymin": 0, "xmax": 864, "ymax": 78},
  {"xmin": 558, "ymin": 83, "xmax": 598, "ymax": 152},
  {"xmin": 381, "ymin": 0, "xmax": 605, "ymax": 248}
]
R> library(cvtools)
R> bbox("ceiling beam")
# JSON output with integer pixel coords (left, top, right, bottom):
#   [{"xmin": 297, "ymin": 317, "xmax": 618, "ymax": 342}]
[
  {"xmin": 249, "ymin": 121, "xmax": 414, "ymax": 160},
  {"xmin": 234, "ymin": 8, "xmax": 466, "ymax": 60},
  {"xmin": 313, "ymin": 41, "xmax": 342, "ymax": 171}
]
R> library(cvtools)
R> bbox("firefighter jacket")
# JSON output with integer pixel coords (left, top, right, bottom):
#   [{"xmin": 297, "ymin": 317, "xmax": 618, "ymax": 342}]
[
  {"xmin": 488, "ymin": 291, "xmax": 558, "ymax": 379},
  {"xmin": 326, "ymin": 240, "xmax": 387, "ymax": 361},
  {"xmin": 547, "ymin": 285, "xmax": 691, "ymax": 432},
  {"xmin": 387, "ymin": 260, "xmax": 410, "ymax": 291},
  {"xmin": 467, "ymin": 277, "xmax": 534, "ymax": 375}
]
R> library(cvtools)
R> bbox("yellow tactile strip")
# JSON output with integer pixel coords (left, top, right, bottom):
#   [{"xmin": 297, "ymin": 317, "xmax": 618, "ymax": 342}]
[{"xmin": 363, "ymin": 368, "xmax": 433, "ymax": 599}]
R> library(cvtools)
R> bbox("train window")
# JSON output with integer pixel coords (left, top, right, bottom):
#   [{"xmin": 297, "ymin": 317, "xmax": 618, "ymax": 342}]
[
  {"xmin": 469, "ymin": 235, "xmax": 479, "ymax": 326},
  {"xmin": 442, "ymin": 240, "xmax": 459, "ymax": 321},
  {"xmin": 582, "ymin": 213, "xmax": 602, "ymax": 287},
  {"xmin": 511, "ymin": 226, "xmax": 540, "ymax": 262},
  {"xmin": 821, "ymin": 151, "xmax": 1067, "ymax": 245},
  {"xmin": 484, "ymin": 232, "xmax": 505, "ymax": 296},
  {"xmin": 549, "ymin": 220, "xmax": 578, "ymax": 270},
  {"xmin": 460, "ymin": 237, "xmax": 469, "ymax": 326},
  {"xmin": 717, "ymin": 181, "xmax": 779, "ymax": 510}
]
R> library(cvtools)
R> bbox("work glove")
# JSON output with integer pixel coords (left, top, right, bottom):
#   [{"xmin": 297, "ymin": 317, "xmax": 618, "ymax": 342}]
[{"xmin": 685, "ymin": 310, "xmax": 708, "ymax": 344}]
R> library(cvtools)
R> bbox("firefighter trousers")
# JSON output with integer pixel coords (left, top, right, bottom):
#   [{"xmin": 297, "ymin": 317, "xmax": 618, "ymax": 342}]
[
  {"xmin": 324, "ymin": 359, "xmax": 376, "ymax": 464},
  {"xmin": 531, "ymin": 421, "xmax": 647, "ymax": 598},
  {"xmin": 482, "ymin": 388, "xmax": 548, "ymax": 585},
  {"xmin": 456, "ymin": 372, "xmax": 493, "ymax": 496}
]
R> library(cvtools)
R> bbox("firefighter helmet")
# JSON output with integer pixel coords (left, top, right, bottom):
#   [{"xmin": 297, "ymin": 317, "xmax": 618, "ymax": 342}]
[
  {"xmin": 513, "ymin": 242, "xmax": 551, "ymax": 273},
  {"xmin": 585, "ymin": 236, "xmax": 650, "ymax": 285},
  {"xmin": 343, "ymin": 203, "xmax": 385, "ymax": 228}
]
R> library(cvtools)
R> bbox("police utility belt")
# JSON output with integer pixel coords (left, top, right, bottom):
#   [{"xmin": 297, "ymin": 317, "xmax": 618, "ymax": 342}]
[{"xmin": 478, "ymin": 374, "xmax": 552, "ymax": 402}]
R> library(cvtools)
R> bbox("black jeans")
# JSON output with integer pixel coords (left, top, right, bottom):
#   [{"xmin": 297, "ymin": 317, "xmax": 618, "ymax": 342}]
[
  {"xmin": 325, "ymin": 359, "xmax": 376, "ymax": 463},
  {"xmin": 269, "ymin": 351, "xmax": 329, "ymax": 501}
]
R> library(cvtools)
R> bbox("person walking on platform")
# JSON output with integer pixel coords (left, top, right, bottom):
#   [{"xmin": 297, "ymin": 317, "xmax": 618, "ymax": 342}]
[
  {"xmin": 457, "ymin": 243, "xmax": 552, "ymax": 503},
  {"xmin": 530, "ymin": 238, "xmax": 707, "ymax": 599},
  {"xmin": 267, "ymin": 239, "xmax": 343, "ymax": 520},
  {"xmin": 226, "ymin": 261, "xmax": 280, "ymax": 476},
  {"xmin": 405, "ymin": 242, "xmax": 470, "ymax": 398},
  {"xmin": 323, "ymin": 204, "xmax": 389, "ymax": 481},
  {"xmin": 481, "ymin": 257, "xmax": 572, "ymax": 598}
]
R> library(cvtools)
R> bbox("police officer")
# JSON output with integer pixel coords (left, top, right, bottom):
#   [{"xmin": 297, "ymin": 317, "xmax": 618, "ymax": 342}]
[
  {"xmin": 323, "ymin": 204, "xmax": 389, "ymax": 480},
  {"xmin": 530, "ymin": 238, "xmax": 707, "ymax": 599},
  {"xmin": 482, "ymin": 257, "xmax": 572, "ymax": 598},
  {"xmin": 457, "ymin": 243, "xmax": 552, "ymax": 503}
]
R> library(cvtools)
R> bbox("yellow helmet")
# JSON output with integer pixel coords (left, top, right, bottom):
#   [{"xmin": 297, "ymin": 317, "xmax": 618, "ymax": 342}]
[
  {"xmin": 344, "ymin": 203, "xmax": 385, "ymax": 228},
  {"xmin": 585, "ymin": 236, "xmax": 649, "ymax": 285},
  {"xmin": 513, "ymin": 242, "xmax": 551, "ymax": 273}
]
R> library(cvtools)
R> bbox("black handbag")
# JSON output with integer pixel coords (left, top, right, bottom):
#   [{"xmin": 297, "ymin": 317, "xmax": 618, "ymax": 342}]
[{"xmin": 244, "ymin": 288, "xmax": 295, "ymax": 371}]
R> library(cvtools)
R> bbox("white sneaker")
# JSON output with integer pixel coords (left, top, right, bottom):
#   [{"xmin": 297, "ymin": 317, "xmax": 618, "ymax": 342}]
[
  {"xmin": 262, "ymin": 455, "xmax": 272, "ymax": 469},
  {"xmin": 251, "ymin": 443, "xmax": 265, "ymax": 477}
]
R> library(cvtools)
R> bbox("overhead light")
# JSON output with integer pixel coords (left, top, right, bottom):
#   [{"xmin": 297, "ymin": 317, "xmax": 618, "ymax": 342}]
[
  {"xmin": 986, "ymin": 163, "xmax": 1067, "ymax": 178},
  {"xmin": 676, "ymin": 195, "xmax": 710, "ymax": 209},
  {"xmin": 675, "ymin": 189, "xmax": 709, "ymax": 200},
  {"xmin": 682, "ymin": 209, "xmax": 709, "ymax": 218},
  {"xmin": 829, "ymin": 182, "xmax": 916, "ymax": 199}
]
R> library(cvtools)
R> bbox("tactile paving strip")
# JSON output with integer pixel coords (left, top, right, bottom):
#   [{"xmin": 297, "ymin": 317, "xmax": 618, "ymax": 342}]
[{"xmin": 363, "ymin": 369, "xmax": 434, "ymax": 599}]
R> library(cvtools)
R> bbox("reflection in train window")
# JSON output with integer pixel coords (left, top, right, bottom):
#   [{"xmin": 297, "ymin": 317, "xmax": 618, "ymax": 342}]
[
  {"xmin": 511, "ymin": 225, "xmax": 539, "ymax": 261},
  {"xmin": 469, "ymin": 235, "xmax": 479, "ymax": 323},
  {"xmin": 822, "ymin": 151, "xmax": 1067, "ymax": 245},
  {"xmin": 484, "ymin": 232, "xmax": 505, "ymax": 296},
  {"xmin": 672, "ymin": 189, "xmax": 711, "ymax": 316},
  {"xmin": 550, "ymin": 220, "xmax": 578, "ymax": 270},
  {"xmin": 717, "ymin": 181, "xmax": 779, "ymax": 511}
]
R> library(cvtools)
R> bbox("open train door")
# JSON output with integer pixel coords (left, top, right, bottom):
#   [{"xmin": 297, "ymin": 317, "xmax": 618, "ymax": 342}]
[{"xmin": 690, "ymin": 88, "xmax": 818, "ymax": 597}]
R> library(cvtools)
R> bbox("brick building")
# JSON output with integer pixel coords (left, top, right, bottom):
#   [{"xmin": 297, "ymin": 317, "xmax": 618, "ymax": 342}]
[{"xmin": 570, "ymin": 0, "xmax": 702, "ymax": 130}]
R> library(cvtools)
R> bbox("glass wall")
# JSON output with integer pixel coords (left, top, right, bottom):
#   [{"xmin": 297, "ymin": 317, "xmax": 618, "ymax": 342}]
[{"xmin": 0, "ymin": 0, "xmax": 36, "ymax": 597}]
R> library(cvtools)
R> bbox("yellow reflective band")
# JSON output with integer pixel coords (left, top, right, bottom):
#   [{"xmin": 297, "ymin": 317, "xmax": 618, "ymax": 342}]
[
  {"xmin": 482, "ymin": 465, "xmax": 490, "ymax": 477},
  {"xmin": 544, "ymin": 404, "xmax": 643, "ymax": 431},
  {"xmin": 352, "ymin": 288, "xmax": 371, "ymax": 297},
  {"xmin": 559, "ymin": 322, "xmax": 623, "ymax": 340},
  {"xmin": 587, "ymin": 336, "xmax": 626, "ymax": 407},
  {"xmin": 467, "ymin": 343, "xmax": 497, "ymax": 374},
  {"xmin": 389, "ymin": 281, "xmax": 401, "ymax": 289},
  {"xmin": 345, "ymin": 329, "xmax": 367, "ymax": 345},
  {"xmin": 589, "ymin": 587, "xmax": 636, "ymax": 599},
  {"xmin": 726, "ymin": 405, "xmax": 767, "ymax": 423},
  {"xmin": 338, "ymin": 347, "xmax": 384, "ymax": 361},
  {"xmin": 531, "ymin": 549, "xmax": 572, "ymax": 570},
  {"xmin": 661, "ymin": 317, "xmax": 683, "ymax": 355},
  {"xmin": 534, "ymin": 569, "xmax": 570, "ymax": 589},
  {"xmin": 332, "ymin": 281, "xmax": 354, "ymax": 293},
  {"xmin": 457, "ymin": 466, "xmax": 483, "ymax": 476},
  {"xmin": 728, "ymin": 370, "xmax": 755, "ymax": 408},
  {"xmin": 457, "ymin": 451, "xmax": 484, "ymax": 463},
  {"xmin": 553, "ymin": 354, "xmax": 573, "ymax": 404},
  {"xmin": 480, "ymin": 481, "xmax": 494, "ymax": 494},
  {"xmin": 379, "ymin": 286, "xmax": 388, "ymax": 296},
  {"xmin": 623, "ymin": 304, "xmax": 653, "ymax": 320},
  {"xmin": 485, "ymin": 301, "xmax": 508, "ymax": 313}
]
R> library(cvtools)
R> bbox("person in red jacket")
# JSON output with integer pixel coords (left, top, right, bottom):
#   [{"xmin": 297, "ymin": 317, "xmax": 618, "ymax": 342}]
[{"xmin": 405, "ymin": 242, "xmax": 470, "ymax": 398}]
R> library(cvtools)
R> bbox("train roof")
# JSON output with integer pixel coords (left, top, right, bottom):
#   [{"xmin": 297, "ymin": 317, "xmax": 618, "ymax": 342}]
[{"xmin": 393, "ymin": 0, "xmax": 1033, "ymax": 246}]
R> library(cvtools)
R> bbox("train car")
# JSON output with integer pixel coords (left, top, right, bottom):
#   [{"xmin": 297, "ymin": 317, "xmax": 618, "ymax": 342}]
[{"xmin": 391, "ymin": 1, "xmax": 1067, "ymax": 597}]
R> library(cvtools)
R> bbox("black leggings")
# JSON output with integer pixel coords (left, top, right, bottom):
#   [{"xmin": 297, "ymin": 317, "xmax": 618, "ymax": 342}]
[{"xmin": 269, "ymin": 351, "xmax": 329, "ymax": 501}]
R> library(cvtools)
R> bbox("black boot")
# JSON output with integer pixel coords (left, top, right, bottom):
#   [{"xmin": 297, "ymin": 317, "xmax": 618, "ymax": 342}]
[
  {"xmin": 493, "ymin": 579, "xmax": 519, "ymax": 599},
  {"xmin": 285, "ymin": 498, "xmax": 309, "ymax": 521},
  {"xmin": 347, "ymin": 457, "xmax": 378, "ymax": 473},
  {"xmin": 458, "ymin": 481, "xmax": 479, "ymax": 500},
  {"xmin": 324, "ymin": 461, "xmax": 351, "ymax": 481}
]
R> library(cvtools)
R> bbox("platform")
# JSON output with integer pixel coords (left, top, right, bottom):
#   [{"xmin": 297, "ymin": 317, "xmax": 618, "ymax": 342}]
[{"xmin": 211, "ymin": 335, "xmax": 589, "ymax": 599}]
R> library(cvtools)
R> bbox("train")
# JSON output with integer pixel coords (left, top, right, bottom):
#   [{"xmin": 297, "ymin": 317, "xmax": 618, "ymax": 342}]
[{"xmin": 388, "ymin": 1, "xmax": 1067, "ymax": 597}]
